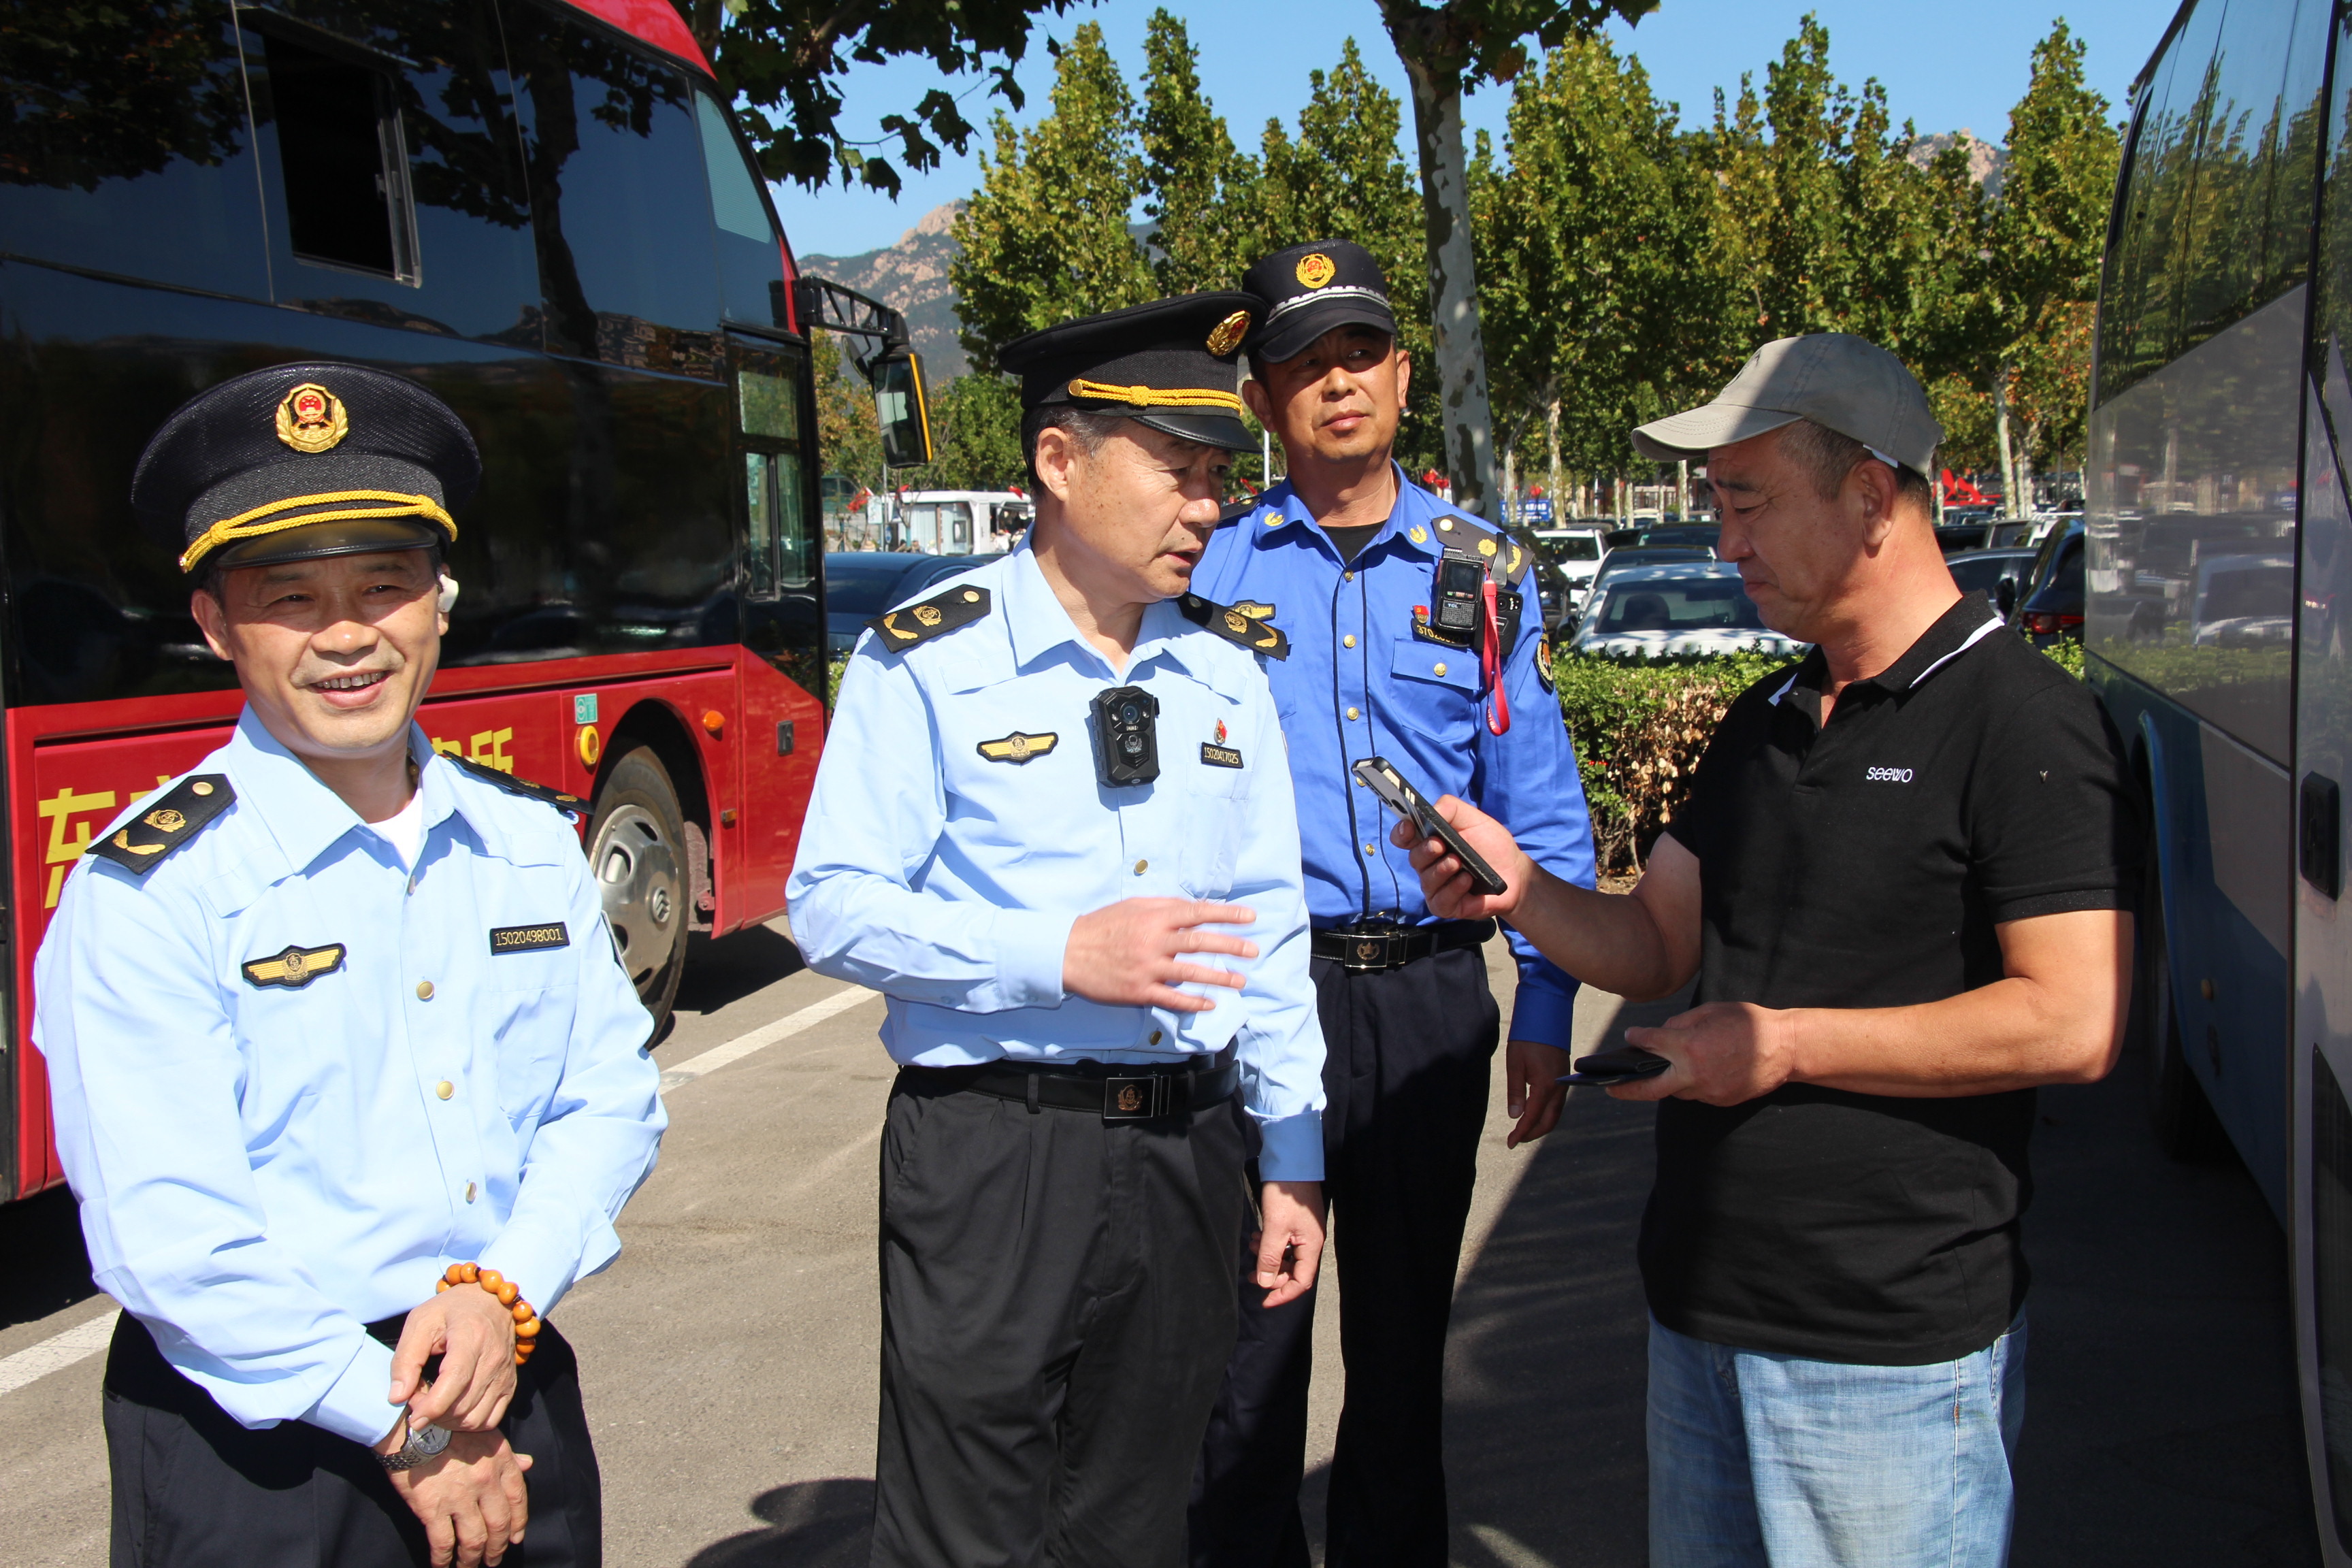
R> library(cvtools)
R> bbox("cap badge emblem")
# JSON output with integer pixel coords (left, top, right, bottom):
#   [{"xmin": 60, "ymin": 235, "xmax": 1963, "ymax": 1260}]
[
  {"xmin": 1295, "ymin": 252, "xmax": 1337, "ymax": 289},
  {"xmin": 144, "ymin": 808, "xmax": 186, "ymax": 832},
  {"xmin": 1206, "ymin": 310, "xmax": 1252, "ymax": 356},
  {"xmin": 913, "ymin": 604, "xmax": 943, "ymax": 627},
  {"xmin": 274, "ymin": 382, "xmax": 350, "ymax": 454}
]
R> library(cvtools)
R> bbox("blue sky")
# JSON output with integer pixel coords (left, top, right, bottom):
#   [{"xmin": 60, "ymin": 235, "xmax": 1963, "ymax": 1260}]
[{"xmin": 777, "ymin": 0, "xmax": 2171, "ymax": 261}]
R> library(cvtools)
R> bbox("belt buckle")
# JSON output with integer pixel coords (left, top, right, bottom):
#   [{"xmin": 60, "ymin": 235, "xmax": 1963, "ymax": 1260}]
[
  {"xmin": 1103, "ymin": 1075, "xmax": 1165, "ymax": 1122},
  {"xmin": 1339, "ymin": 927, "xmax": 1403, "ymax": 972}
]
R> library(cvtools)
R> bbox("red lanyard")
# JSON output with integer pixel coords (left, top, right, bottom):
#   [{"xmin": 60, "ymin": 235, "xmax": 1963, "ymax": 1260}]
[{"xmin": 1481, "ymin": 580, "xmax": 1509, "ymax": 736}]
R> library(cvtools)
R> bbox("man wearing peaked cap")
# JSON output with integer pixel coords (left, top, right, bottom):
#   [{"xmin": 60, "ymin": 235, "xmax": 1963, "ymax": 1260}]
[
  {"xmin": 37, "ymin": 361, "xmax": 667, "ymax": 1568},
  {"xmin": 789, "ymin": 294, "xmax": 1328, "ymax": 1567},
  {"xmin": 1398, "ymin": 333, "xmax": 2138, "ymax": 1567},
  {"xmin": 1186, "ymin": 240, "xmax": 1597, "ymax": 1568}
]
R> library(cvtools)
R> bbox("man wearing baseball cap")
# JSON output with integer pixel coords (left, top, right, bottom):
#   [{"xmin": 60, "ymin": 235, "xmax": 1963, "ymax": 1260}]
[{"xmin": 1397, "ymin": 334, "xmax": 2138, "ymax": 1566}]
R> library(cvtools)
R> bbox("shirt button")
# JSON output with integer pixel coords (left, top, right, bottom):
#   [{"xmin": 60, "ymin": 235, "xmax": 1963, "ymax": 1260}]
[
  {"xmin": 464, "ymin": 1181, "xmax": 477, "ymax": 1203},
  {"xmin": 1348, "ymin": 707, "xmax": 1362, "ymax": 721},
  {"xmin": 1149, "ymin": 1030, "xmax": 1164, "ymax": 1045},
  {"xmin": 1134, "ymin": 858, "xmax": 1149, "ymax": 875},
  {"xmin": 416, "ymin": 980, "xmax": 435, "ymax": 1000},
  {"xmin": 1343, "ymin": 634, "xmax": 1357, "ymax": 649},
  {"xmin": 1344, "ymin": 571, "xmax": 1355, "ymax": 583},
  {"xmin": 1433, "ymin": 662, "xmax": 1448, "ymax": 676},
  {"xmin": 1363, "ymin": 842, "xmax": 1377, "ymax": 855},
  {"xmin": 436, "ymin": 1080, "xmax": 455, "ymax": 1100}
]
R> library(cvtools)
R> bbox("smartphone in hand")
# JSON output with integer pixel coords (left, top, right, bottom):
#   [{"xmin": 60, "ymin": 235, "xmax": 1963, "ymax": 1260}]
[
  {"xmin": 1559, "ymin": 1044, "xmax": 1671, "ymax": 1088},
  {"xmin": 1350, "ymin": 756, "xmax": 1508, "ymax": 896}
]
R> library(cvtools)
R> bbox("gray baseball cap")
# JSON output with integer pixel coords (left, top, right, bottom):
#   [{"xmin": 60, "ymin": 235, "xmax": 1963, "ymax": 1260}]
[{"xmin": 1631, "ymin": 333, "xmax": 1942, "ymax": 477}]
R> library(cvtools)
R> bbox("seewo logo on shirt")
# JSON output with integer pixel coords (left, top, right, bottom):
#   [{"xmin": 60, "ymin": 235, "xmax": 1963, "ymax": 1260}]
[{"xmin": 1865, "ymin": 766, "xmax": 1915, "ymax": 783}]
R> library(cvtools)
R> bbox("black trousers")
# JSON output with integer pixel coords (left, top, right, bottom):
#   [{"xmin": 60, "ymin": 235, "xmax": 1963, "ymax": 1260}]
[
  {"xmin": 103, "ymin": 1310, "xmax": 602, "ymax": 1568},
  {"xmin": 1190, "ymin": 947, "xmax": 1501, "ymax": 1568},
  {"xmin": 871, "ymin": 1066, "xmax": 1252, "ymax": 1568}
]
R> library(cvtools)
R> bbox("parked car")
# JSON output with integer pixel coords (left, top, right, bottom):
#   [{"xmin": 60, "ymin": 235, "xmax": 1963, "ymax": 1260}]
[
  {"xmin": 1583, "ymin": 546, "xmax": 1716, "ymax": 619},
  {"xmin": 1565, "ymin": 561, "xmax": 1804, "ymax": 658},
  {"xmin": 1531, "ymin": 525, "xmax": 1608, "ymax": 617},
  {"xmin": 1639, "ymin": 523, "xmax": 1722, "ymax": 552},
  {"xmin": 2009, "ymin": 520, "xmax": 2085, "ymax": 645},
  {"xmin": 2191, "ymin": 552, "xmax": 2294, "ymax": 647},
  {"xmin": 1945, "ymin": 547, "xmax": 2041, "ymax": 615},
  {"xmin": 823, "ymin": 551, "xmax": 989, "ymax": 657}
]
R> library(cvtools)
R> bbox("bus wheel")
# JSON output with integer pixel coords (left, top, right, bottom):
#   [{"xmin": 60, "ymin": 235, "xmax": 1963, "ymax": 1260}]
[
  {"xmin": 589, "ymin": 747, "xmax": 687, "ymax": 1026},
  {"xmin": 2138, "ymin": 860, "xmax": 2224, "ymax": 1160}
]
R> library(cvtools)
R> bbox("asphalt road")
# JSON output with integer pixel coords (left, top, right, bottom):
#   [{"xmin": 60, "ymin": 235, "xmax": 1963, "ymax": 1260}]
[{"xmin": 0, "ymin": 921, "xmax": 2325, "ymax": 1565}]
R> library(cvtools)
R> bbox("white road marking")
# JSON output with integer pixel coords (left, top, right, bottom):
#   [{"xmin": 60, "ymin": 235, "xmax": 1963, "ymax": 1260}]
[
  {"xmin": 659, "ymin": 985, "xmax": 880, "ymax": 1093},
  {"xmin": 0, "ymin": 1307, "xmax": 118, "ymax": 1399}
]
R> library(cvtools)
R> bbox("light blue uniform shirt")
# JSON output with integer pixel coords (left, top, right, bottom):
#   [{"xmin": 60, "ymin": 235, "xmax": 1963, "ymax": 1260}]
[
  {"xmin": 35, "ymin": 713, "xmax": 665, "ymax": 1446},
  {"xmin": 787, "ymin": 541, "xmax": 1326, "ymax": 1181},
  {"xmin": 1191, "ymin": 468, "xmax": 1597, "ymax": 1048}
]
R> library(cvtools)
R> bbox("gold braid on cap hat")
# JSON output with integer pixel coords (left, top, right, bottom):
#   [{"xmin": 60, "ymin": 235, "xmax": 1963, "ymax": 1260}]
[
  {"xmin": 1065, "ymin": 379, "xmax": 1245, "ymax": 413},
  {"xmin": 179, "ymin": 489, "xmax": 457, "ymax": 573}
]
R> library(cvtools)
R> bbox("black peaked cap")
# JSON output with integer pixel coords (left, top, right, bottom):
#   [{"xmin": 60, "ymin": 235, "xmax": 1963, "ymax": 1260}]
[
  {"xmin": 132, "ymin": 361, "xmax": 480, "ymax": 576},
  {"xmin": 1242, "ymin": 239, "xmax": 1398, "ymax": 364},
  {"xmin": 999, "ymin": 293, "xmax": 1258, "ymax": 452}
]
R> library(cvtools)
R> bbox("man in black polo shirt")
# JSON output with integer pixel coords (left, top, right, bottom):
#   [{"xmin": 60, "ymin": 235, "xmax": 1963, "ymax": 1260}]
[{"xmin": 1398, "ymin": 334, "xmax": 2137, "ymax": 1567}]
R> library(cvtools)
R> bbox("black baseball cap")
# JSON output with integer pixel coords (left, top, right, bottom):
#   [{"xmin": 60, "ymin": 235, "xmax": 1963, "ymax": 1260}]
[
  {"xmin": 1241, "ymin": 240, "xmax": 1399, "ymax": 365},
  {"xmin": 132, "ymin": 361, "xmax": 479, "ymax": 576},
  {"xmin": 998, "ymin": 293, "xmax": 1259, "ymax": 452}
]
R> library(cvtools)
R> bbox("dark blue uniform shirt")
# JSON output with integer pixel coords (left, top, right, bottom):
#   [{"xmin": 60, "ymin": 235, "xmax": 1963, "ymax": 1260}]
[{"xmin": 1191, "ymin": 466, "xmax": 1596, "ymax": 1047}]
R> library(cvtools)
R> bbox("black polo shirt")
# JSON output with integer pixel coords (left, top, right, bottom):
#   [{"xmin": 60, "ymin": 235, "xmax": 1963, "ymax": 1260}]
[{"xmin": 1644, "ymin": 591, "xmax": 2138, "ymax": 1365}]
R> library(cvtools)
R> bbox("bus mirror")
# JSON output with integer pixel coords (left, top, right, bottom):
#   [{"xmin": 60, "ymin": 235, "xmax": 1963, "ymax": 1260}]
[{"xmin": 872, "ymin": 353, "xmax": 933, "ymax": 468}]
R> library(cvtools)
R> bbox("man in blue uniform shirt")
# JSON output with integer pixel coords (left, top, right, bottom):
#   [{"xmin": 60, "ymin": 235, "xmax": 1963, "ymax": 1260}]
[
  {"xmin": 37, "ymin": 363, "xmax": 666, "ymax": 1568},
  {"xmin": 1187, "ymin": 240, "xmax": 1597, "ymax": 1568},
  {"xmin": 788, "ymin": 293, "xmax": 1328, "ymax": 1568}
]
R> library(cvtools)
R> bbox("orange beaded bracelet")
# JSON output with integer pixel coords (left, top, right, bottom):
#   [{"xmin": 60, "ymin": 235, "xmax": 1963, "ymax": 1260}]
[{"xmin": 435, "ymin": 1262, "xmax": 542, "ymax": 1367}]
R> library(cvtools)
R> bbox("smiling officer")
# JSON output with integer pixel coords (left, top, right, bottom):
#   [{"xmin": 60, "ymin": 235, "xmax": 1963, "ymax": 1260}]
[
  {"xmin": 36, "ymin": 361, "xmax": 666, "ymax": 1568},
  {"xmin": 788, "ymin": 294, "xmax": 1328, "ymax": 1568}
]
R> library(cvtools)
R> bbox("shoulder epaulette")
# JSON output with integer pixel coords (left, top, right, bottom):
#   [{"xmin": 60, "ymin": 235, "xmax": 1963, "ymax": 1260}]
[
  {"xmin": 867, "ymin": 583, "xmax": 992, "ymax": 651},
  {"xmin": 1436, "ymin": 514, "xmax": 1532, "ymax": 586},
  {"xmin": 450, "ymin": 755, "xmax": 585, "ymax": 816},
  {"xmin": 86, "ymin": 774, "xmax": 235, "ymax": 876},
  {"xmin": 1178, "ymin": 591, "xmax": 1290, "ymax": 661}
]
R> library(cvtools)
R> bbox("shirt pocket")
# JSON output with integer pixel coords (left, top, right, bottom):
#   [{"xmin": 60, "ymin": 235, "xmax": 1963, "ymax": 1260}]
[
  {"xmin": 483, "ymin": 947, "xmax": 581, "ymax": 1120},
  {"xmin": 1177, "ymin": 698, "xmax": 1252, "ymax": 897},
  {"xmin": 1383, "ymin": 638, "xmax": 1481, "ymax": 747}
]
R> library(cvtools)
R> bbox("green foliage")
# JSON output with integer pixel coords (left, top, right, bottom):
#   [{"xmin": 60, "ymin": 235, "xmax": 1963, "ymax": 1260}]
[
  {"xmin": 2042, "ymin": 636, "xmax": 2086, "ymax": 678},
  {"xmin": 687, "ymin": 0, "xmax": 1073, "ymax": 195},
  {"xmin": 920, "ymin": 374, "xmax": 1028, "ymax": 490},
  {"xmin": 1137, "ymin": 12, "xmax": 1254, "ymax": 296},
  {"xmin": 813, "ymin": 329, "xmax": 883, "ymax": 496},
  {"xmin": 949, "ymin": 22, "xmax": 1156, "ymax": 373}
]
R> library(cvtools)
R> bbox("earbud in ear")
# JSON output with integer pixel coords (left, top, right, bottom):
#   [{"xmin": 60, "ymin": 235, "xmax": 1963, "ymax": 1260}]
[{"xmin": 437, "ymin": 574, "xmax": 459, "ymax": 613}]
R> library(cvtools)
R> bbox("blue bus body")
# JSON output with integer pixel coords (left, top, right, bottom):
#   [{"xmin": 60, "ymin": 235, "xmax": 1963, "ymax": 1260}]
[{"xmin": 2087, "ymin": 0, "xmax": 2352, "ymax": 1553}]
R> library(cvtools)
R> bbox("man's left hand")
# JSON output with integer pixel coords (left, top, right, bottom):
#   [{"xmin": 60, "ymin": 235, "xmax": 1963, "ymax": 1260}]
[
  {"xmin": 1616, "ymin": 1002, "xmax": 1799, "ymax": 1106},
  {"xmin": 1504, "ymin": 1039, "xmax": 1569, "ymax": 1147},
  {"xmin": 391, "ymin": 1281, "xmax": 519, "ymax": 1433},
  {"xmin": 1254, "ymin": 1181, "xmax": 1327, "ymax": 1309}
]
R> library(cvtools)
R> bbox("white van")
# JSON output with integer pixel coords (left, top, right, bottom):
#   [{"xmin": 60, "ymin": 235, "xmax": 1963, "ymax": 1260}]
[{"xmin": 892, "ymin": 489, "xmax": 1032, "ymax": 555}]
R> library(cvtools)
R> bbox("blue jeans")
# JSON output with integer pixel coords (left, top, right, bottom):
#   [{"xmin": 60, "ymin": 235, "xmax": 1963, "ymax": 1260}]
[{"xmin": 1647, "ymin": 1314, "xmax": 2028, "ymax": 1568}]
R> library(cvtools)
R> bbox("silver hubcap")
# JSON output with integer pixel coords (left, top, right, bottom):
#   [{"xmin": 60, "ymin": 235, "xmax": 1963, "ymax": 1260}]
[{"xmin": 592, "ymin": 803, "xmax": 682, "ymax": 989}]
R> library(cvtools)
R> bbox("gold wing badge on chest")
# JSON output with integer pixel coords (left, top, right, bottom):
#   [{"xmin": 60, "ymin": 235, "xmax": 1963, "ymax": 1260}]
[
  {"xmin": 86, "ymin": 775, "xmax": 237, "ymax": 877},
  {"xmin": 242, "ymin": 942, "xmax": 348, "ymax": 990},
  {"xmin": 978, "ymin": 731, "xmax": 1058, "ymax": 764}
]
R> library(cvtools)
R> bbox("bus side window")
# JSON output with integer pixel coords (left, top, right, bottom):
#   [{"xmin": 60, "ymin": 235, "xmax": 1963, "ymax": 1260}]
[
  {"xmin": 745, "ymin": 455, "xmax": 779, "ymax": 600},
  {"xmin": 508, "ymin": 13, "xmax": 723, "ymax": 376},
  {"xmin": 257, "ymin": 30, "xmax": 419, "ymax": 283},
  {"xmin": 695, "ymin": 92, "xmax": 787, "ymax": 330},
  {"xmin": 0, "ymin": 7, "xmax": 270, "ymax": 300}
]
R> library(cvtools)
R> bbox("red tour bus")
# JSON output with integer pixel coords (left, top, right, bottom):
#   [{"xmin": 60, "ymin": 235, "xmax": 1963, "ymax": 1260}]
[{"xmin": 0, "ymin": 0, "xmax": 928, "ymax": 1200}]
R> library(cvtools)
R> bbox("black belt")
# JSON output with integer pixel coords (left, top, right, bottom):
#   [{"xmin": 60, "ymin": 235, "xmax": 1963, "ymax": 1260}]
[
  {"xmin": 1311, "ymin": 918, "xmax": 1496, "ymax": 973},
  {"xmin": 924, "ymin": 1049, "xmax": 1240, "ymax": 1122}
]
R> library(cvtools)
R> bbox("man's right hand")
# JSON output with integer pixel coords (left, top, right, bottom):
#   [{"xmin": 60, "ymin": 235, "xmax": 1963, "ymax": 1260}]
[
  {"xmin": 1063, "ymin": 898, "xmax": 1259, "ymax": 1011},
  {"xmin": 1392, "ymin": 796, "xmax": 1537, "ymax": 921},
  {"xmin": 385, "ymin": 1427, "xmax": 532, "ymax": 1568}
]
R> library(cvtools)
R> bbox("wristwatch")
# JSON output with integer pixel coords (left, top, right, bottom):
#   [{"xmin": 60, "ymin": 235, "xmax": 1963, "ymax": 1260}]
[{"xmin": 377, "ymin": 1411, "xmax": 453, "ymax": 1472}]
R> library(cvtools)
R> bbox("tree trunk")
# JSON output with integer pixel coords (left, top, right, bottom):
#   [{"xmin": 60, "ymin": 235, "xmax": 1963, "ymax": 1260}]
[
  {"xmin": 1392, "ymin": 45, "xmax": 1498, "ymax": 518},
  {"xmin": 1991, "ymin": 365, "xmax": 2019, "ymax": 521},
  {"xmin": 1546, "ymin": 387, "xmax": 1562, "ymax": 510}
]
